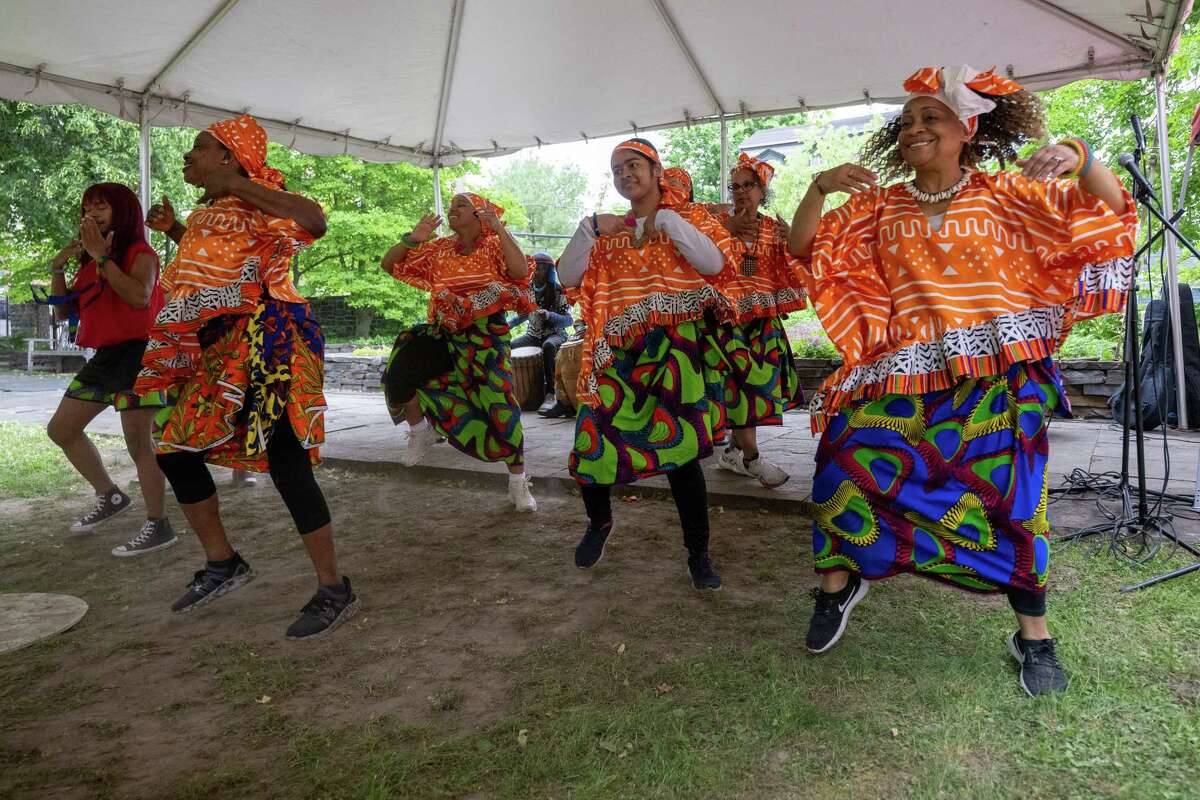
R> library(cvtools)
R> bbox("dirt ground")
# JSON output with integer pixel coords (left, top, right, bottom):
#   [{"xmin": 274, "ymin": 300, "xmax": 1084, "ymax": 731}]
[{"xmin": 0, "ymin": 461, "xmax": 817, "ymax": 799}]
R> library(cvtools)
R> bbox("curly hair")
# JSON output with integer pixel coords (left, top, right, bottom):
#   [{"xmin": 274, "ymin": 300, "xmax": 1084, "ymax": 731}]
[{"xmin": 860, "ymin": 90, "xmax": 1047, "ymax": 181}]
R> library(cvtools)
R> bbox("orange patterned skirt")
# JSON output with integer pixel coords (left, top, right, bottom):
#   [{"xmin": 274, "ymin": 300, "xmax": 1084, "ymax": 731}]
[{"xmin": 154, "ymin": 299, "xmax": 326, "ymax": 472}]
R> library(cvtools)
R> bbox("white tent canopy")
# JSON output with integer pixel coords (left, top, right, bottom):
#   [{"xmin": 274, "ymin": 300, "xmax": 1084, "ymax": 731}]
[{"xmin": 0, "ymin": 0, "xmax": 1192, "ymax": 168}]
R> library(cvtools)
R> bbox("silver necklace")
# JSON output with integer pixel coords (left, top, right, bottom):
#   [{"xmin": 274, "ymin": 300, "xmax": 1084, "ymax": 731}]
[{"xmin": 904, "ymin": 172, "xmax": 970, "ymax": 204}]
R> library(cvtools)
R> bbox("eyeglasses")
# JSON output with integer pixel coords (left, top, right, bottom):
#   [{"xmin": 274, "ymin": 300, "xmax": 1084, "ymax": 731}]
[{"xmin": 728, "ymin": 179, "xmax": 759, "ymax": 193}]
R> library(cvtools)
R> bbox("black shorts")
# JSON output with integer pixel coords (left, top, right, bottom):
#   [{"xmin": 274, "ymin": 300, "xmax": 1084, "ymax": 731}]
[{"xmin": 65, "ymin": 338, "xmax": 165, "ymax": 410}]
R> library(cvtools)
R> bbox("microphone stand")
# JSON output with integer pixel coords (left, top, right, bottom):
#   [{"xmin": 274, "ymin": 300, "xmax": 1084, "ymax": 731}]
[{"xmin": 1060, "ymin": 152, "xmax": 1200, "ymax": 591}]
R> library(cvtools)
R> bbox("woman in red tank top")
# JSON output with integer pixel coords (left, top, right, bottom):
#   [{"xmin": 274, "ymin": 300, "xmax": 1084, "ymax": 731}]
[{"xmin": 44, "ymin": 183, "xmax": 176, "ymax": 557}]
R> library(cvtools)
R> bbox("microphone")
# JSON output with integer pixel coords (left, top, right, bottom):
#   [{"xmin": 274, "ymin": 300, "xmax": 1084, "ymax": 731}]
[
  {"xmin": 1117, "ymin": 152, "xmax": 1158, "ymax": 202},
  {"xmin": 1131, "ymin": 114, "xmax": 1146, "ymax": 155}
]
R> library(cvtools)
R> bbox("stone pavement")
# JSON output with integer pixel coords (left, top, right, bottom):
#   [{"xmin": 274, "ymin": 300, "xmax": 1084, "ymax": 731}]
[{"xmin": 5, "ymin": 370, "xmax": 1200, "ymax": 537}]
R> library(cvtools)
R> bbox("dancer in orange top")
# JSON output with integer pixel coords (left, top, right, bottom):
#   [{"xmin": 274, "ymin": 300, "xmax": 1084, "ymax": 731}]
[
  {"xmin": 787, "ymin": 66, "xmax": 1135, "ymax": 696},
  {"xmin": 559, "ymin": 138, "xmax": 733, "ymax": 590},
  {"xmin": 705, "ymin": 154, "xmax": 807, "ymax": 488},
  {"xmin": 140, "ymin": 115, "xmax": 357, "ymax": 639},
  {"xmin": 380, "ymin": 192, "xmax": 538, "ymax": 512}
]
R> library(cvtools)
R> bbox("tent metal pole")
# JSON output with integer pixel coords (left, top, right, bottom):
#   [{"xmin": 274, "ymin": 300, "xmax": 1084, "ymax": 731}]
[
  {"xmin": 719, "ymin": 116, "xmax": 729, "ymax": 203},
  {"xmin": 1155, "ymin": 71, "xmax": 1188, "ymax": 430},
  {"xmin": 138, "ymin": 100, "xmax": 152, "ymax": 235},
  {"xmin": 433, "ymin": 161, "xmax": 444, "ymax": 221}
]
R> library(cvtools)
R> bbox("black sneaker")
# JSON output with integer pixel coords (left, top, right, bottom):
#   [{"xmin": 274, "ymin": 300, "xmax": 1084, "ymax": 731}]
[
  {"xmin": 686, "ymin": 554, "xmax": 722, "ymax": 591},
  {"xmin": 111, "ymin": 518, "xmax": 178, "ymax": 558},
  {"xmin": 69, "ymin": 487, "xmax": 132, "ymax": 534},
  {"xmin": 805, "ymin": 574, "xmax": 869, "ymax": 654},
  {"xmin": 1007, "ymin": 632, "xmax": 1069, "ymax": 697},
  {"xmin": 286, "ymin": 577, "xmax": 360, "ymax": 640},
  {"xmin": 575, "ymin": 521, "xmax": 614, "ymax": 569},
  {"xmin": 170, "ymin": 556, "xmax": 255, "ymax": 613}
]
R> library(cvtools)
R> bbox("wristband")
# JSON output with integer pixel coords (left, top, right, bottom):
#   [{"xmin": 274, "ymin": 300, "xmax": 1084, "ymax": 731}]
[
  {"xmin": 401, "ymin": 232, "xmax": 417, "ymax": 248},
  {"xmin": 813, "ymin": 171, "xmax": 830, "ymax": 196},
  {"xmin": 95, "ymin": 255, "xmax": 110, "ymax": 268},
  {"xmin": 591, "ymin": 212, "xmax": 600, "ymax": 237},
  {"xmin": 1059, "ymin": 138, "xmax": 1092, "ymax": 179}
]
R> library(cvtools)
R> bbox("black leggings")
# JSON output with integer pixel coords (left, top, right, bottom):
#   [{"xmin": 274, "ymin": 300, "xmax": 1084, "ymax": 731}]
[
  {"xmin": 580, "ymin": 459, "xmax": 710, "ymax": 557},
  {"xmin": 1006, "ymin": 587, "xmax": 1046, "ymax": 617},
  {"xmin": 156, "ymin": 422, "xmax": 331, "ymax": 535}
]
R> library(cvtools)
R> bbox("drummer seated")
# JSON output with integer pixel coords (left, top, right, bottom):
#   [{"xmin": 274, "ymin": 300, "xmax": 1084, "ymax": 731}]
[{"xmin": 509, "ymin": 252, "xmax": 573, "ymax": 415}]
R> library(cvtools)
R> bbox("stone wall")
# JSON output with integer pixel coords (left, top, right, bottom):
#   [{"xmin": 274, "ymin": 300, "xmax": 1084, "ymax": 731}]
[
  {"xmin": 324, "ymin": 352, "xmax": 386, "ymax": 393},
  {"xmin": 319, "ymin": 354, "xmax": 1125, "ymax": 419}
]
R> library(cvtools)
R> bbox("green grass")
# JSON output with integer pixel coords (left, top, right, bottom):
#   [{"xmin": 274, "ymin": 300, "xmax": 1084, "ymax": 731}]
[
  {"xmin": 0, "ymin": 421, "xmax": 123, "ymax": 498},
  {"xmin": 162, "ymin": 549, "xmax": 1200, "ymax": 800}
]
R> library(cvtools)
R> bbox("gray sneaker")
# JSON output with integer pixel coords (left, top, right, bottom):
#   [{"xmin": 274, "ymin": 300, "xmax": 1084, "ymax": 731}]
[
  {"xmin": 111, "ymin": 518, "xmax": 179, "ymax": 558},
  {"xmin": 70, "ymin": 487, "xmax": 133, "ymax": 534}
]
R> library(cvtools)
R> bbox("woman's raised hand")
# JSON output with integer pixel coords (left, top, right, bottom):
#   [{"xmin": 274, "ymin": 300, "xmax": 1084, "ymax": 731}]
[
  {"xmin": 476, "ymin": 208, "xmax": 505, "ymax": 234},
  {"xmin": 595, "ymin": 214, "xmax": 627, "ymax": 236},
  {"xmin": 1016, "ymin": 143, "xmax": 1079, "ymax": 181},
  {"xmin": 79, "ymin": 217, "xmax": 114, "ymax": 262},
  {"xmin": 146, "ymin": 195, "xmax": 176, "ymax": 232},
  {"xmin": 813, "ymin": 164, "xmax": 878, "ymax": 195},
  {"xmin": 410, "ymin": 214, "xmax": 442, "ymax": 244}
]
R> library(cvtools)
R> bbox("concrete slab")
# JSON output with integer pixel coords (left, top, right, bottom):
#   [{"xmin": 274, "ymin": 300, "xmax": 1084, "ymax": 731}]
[{"xmin": 4, "ymin": 370, "xmax": 1198, "ymax": 537}]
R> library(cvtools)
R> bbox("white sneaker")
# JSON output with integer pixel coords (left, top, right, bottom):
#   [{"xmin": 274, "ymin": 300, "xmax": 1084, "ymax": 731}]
[
  {"xmin": 401, "ymin": 421, "xmax": 441, "ymax": 466},
  {"xmin": 745, "ymin": 455, "xmax": 790, "ymax": 488},
  {"xmin": 508, "ymin": 474, "xmax": 537, "ymax": 512},
  {"xmin": 716, "ymin": 446, "xmax": 751, "ymax": 476}
]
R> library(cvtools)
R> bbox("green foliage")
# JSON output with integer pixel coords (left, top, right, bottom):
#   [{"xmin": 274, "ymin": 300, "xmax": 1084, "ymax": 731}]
[
  {"xmin": 0, "ymin": 101, "xmax": 194, "ymax": 300},
  {"xmin": 476, "ymin": 156, "xmax": 589, "ymax": 257},
  {"xmin": 661, "ymin": 114, "xmax": 804, "ymax": 203}
]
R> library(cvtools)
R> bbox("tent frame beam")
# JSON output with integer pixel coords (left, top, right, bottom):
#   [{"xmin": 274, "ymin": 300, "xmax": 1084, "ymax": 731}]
[
  {"xmin": 1016, "ymin": 0, "xmax": 1153, "ymax": 56},
  {"xmin": 143, "ymin": 0, "xmax": 241, "ymax": 95},
  {"xmin": 649, "ymin": 0, "xmax": 725, "ymax": 116},
  {"xmin": 431, "ymin": 0, "xmax": 466, "ymax": 216},
  {"xmin": 1155, "ymin": 69, "xmax": 1188, "ymax": 429}
]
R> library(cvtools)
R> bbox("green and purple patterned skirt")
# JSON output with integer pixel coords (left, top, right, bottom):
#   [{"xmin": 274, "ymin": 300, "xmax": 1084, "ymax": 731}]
[
  {"xmin": 384, "ymin": 316, "xmax": 524, "ymax": 466},
  {"xmin": 811, "ymin": 359, "xmax": 1064, "ymax": 594},
  {"xmin": 705, "ymin": 315, "xmax": 803, "ymax": 429},
  {"xmin": 570, "ymin": 320, "xmax": 725, "ymax": 486}
]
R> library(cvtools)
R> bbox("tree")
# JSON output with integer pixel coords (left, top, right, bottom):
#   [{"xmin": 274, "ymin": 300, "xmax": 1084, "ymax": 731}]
[
  {"xmin": 476, "ymin": 156, "xmax": 587, "ymax": 257},
  {"xmin": 661, "ymin": 114, "xmax": 804, "ymax": 203},
  {"xmin": 0, "ymin": 101, "xmax": 194, "ymax": 300}
]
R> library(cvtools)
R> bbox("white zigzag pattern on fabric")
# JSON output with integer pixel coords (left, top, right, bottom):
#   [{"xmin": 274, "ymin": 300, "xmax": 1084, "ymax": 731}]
[{"xmin": 808, "ymin": 304, "xmax": 1069, "ymax": 413}]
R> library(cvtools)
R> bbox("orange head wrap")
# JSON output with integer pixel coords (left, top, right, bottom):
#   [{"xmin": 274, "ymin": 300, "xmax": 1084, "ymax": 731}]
[
  {"xmin": 660, "ymin": 167, "xmax": 693, "ymax": 208},
  {"xmin": 613, "ymin": 139, "xmax": 661, "ymax": 166},
  {"xmin": 732, "ymin": 153, "xmax": 775, "ymax": 190},
  {"xmin": 457, "ymin": 192, "xmax": 506, "ymax": 236},
  {"xmin": 902, "ymin": 65, "xmax": 1024, "ymax": 137},
  {"xmin": 206, "ymin": 114, "xmax": 285, "ymax": 190}
]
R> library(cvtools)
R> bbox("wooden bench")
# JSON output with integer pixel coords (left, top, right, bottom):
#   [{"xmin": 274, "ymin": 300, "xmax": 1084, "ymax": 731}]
[{"xmin": 26, "ymin": 334, "xmax": 86, "ymax": 374}]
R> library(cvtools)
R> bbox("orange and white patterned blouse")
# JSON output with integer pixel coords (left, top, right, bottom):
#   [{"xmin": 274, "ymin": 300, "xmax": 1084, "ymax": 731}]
[
  {"xmin": 569, "ymin": 205, "xmax": 736, "ymax": 406},
  {"xmin": 710, "ymin": 210, "xmax": 808, "ymax": 324},
  {"xmin": 798, "ymin": 170, "xmax": 1137, "ymax": 431},
  {"xmin": 388, "ymin": 234, "xmax": 536, "ymax": 332},
  {"xmin": 136, "ymin": 190, "xmax": 318, "ymax": 393}
]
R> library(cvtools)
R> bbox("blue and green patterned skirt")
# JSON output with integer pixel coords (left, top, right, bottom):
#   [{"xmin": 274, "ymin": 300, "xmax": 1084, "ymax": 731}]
[
  {"xmin": 705, "ymin": 315, "xmax": 803, "ymax": 429},
  {"xmin": 810, "ymin": 359, "xmax": 1065, "ymax": 594},
  {"xmin": 570, "ymin": 320, "xmax": 726, "ymax": 486}
]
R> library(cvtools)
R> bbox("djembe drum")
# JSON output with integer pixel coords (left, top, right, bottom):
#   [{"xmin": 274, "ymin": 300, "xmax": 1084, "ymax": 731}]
[
  {"xmin": 510, "ymin": 346, "xmax": 545, "ymax": 411},
  {"xmin": 555, "ymin": 338, "xmax": 584, "ymax": 410}
]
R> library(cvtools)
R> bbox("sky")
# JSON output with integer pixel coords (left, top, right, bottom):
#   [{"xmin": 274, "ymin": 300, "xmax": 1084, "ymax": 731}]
[{"xmin": 473, "ymin": 104, "xmax": 882, "ymax": 206}]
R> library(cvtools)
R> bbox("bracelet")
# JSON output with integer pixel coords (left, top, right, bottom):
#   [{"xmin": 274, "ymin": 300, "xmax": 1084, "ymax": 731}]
[
  {"xmin": 401, "ymin": 232, "xmax": 417, "ymax": 248},
  {"xmin": 813, "ymin": 171, "xmax": 829, "ymax": 196},
  {"xmin": 591, "ymin": 212, "xmax": 600, "ymax": 237},
  {"xmin": 1059, "ymin": 138, "xmax": 1092, "ymax": 178}
]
